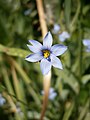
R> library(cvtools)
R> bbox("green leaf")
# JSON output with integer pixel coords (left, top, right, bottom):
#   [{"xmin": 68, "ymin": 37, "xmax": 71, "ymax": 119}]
[
  {"xmin": 0, "ymin": 85, "xmax": 6, "ymax": 93},
  {"xmin": 64, "ymin": 0, "xmax": 71, "ymax": 29},
  {"xmin": 82, "ymin": 75, "xmax": 90, "ymax": 84},
  {"xmin": 77, "ymin": 100, "xmax": 89, "ymax": 120},
  {"xmin": 84, "ymin": 112, "xmax": 90, "ymax": 120},
  {"xmin": 82, "ymin": 5, "xmax": 90, "ymax": 15},
  {"xmin": 1, "ymin": 66, "xmax": 15, "ymax": 97},
  {"xmin": 62, "ymin": 102, "xmax": 74, "ymax": 120},
  {"xmin": 54, "ymin": 68, "xmax": 80, "ymax": 94},
  {"xmin": 0, "ymin": 44, "xmax": 30, "ymax": 58}
]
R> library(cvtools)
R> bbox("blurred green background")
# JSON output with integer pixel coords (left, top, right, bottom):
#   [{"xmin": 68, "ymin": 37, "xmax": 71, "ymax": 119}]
[{"xmin": 0, "ymin": 0, "xmax": 90, "ymax": 120}]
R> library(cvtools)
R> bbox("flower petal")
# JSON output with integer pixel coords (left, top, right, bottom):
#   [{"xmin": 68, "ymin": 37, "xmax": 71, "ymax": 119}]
[
  {"xmin": 83, "ymin": 39, "xmax": 90, "ymax": 46},
  {"xmin": 51, "ymin": 54, "xmax": 63, "ymax": 69},
  {"xmin": 43, "ymin": 31, "xmax": 53, "ymax": 48},
  {"xmin": 53, "ymin": 24, "xmax": 60, "ymax": 34},
  {"xmin": 25, "ymin": 53, "xmax": 43, "ymax": 62},
  {"xmin": 49, "ymin": 88, "xmax": 54, "ymax": 94},
  {"xmin": 29, "ymin": 40, "xmax": 42, "ymax": 48},
  {"xmin": 49, "ymin": 92, "xmax": 57, "ymax": 100},
  {"xmin": 51, "ymin": 44, "xmax": 67, "ymax": 56},
  {"xmin": 59, "ymin": 31, "xmax": 70, "ymax": 42},
  {"xmin": 86, "ymin": 46, "xmax": 90, "ymax": 52},
  {"xmin": 27, "ymin": 44, "xmax": 41, "ymax": 53},
  {"xmin": 40, "ymin": 58, "xmax": 51, "ymax": 75}
]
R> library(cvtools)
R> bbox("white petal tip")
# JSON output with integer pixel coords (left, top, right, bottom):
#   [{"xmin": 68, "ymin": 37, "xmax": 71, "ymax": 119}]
[
  {"xmin": 27, "ymin": 44, "xmax": 30, "ymax": 47},
  {"xmin": 58, "ymin": 63, "xmax": 63, "ymax": 70},
  {"xmin": 25, "ymin": 58, "xmax": 28, "ymax": 61},
  {"xmin": 25, "ymin": 57, "xmax": 29, "ymax": 61},
  {"xmin": 58, "ymin": 65, "xmax": 63, "ymax": 70},
  {"xmin": 60, "ymin": 67, "xmax": 63, "ymax": 70},
  {"xmin": 28, "ymin": 40, "xmax": 33, "ymax": 44},
  {"xmin": 28, "ymin": 40, "xmax": 31, "ymax": 43},
  {"xmin": 65, "ymin": 46, "xmax": 68, "ymax": 50},
  {"xmin": 63, "ymin": 46, "xmax": 68, "ymax": 52}
]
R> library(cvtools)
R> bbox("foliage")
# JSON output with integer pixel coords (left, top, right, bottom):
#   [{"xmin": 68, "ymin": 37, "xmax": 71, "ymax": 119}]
[{"xmin": 0, "ymin": 0, "xmax": 90, "ymax": 120}]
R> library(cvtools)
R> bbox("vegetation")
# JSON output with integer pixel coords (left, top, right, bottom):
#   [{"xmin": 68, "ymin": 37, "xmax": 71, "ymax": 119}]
[{"xmin": 0, "ymin": 0, "xmax": 90, "ymax": 120}]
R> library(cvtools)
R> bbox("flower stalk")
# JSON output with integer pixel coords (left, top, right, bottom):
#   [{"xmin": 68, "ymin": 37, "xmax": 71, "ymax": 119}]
[{"xmin": 36, "ymin": 0, "xmax": 51, "ymax": 119}]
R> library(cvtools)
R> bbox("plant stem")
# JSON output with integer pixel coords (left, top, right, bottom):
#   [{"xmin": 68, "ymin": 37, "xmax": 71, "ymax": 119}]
[{"xmin": 36, "ymin": 0, "xmax": 51, "ymax": 120}]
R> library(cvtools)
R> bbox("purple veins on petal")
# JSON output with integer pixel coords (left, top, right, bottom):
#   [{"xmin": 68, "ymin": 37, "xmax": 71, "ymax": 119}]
[
  {"xmin": 25, "ymin": 53, "xmax": 43, "ymax": 62},
  {"xmin": 43, "ymin": 31, "xmax": 53, "ymax": 48}
]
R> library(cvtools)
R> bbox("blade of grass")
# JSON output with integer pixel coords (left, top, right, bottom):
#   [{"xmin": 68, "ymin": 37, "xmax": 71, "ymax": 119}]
[
  {"xmin": 1, "ymin": 65, "xmax": 15, "ymax": 97},
  {"xmin": 3, "ymin": 92, "xmax": 16, "ymax": 113},
  {"xmin": 77, "ymin": 99, "xmax": 89, "ymax": 120},
  {"xmin": 70, "ymin": 0, "xmax": 81, "ymax": 31},
  {"xmin": 62, "ymin": 101, "xmax": 74, "ymax": 120},
  {"xmin": 8, "ymin": 57, "xmax": 41, "ymax": 105},
  {"xmin": 0, "ymin": 44, "xmax": 30, "ymax": 58},
  {"xmin": 84, "ymin": 112, "xmax": 90, "ymax": 120},
  {"xmin": 11, "ymin": 66, "xmax": 27, "ymax": 119},
  {"xmin": 64, "ymin": 0, "xmax": 71, "ymax": 29}
]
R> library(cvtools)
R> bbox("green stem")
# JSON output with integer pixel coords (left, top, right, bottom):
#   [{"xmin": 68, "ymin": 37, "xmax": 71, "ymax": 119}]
[
  {"xmin": 77, "ymin": 99, "xmax": 89, "ymax": 120},
  {"xmin": 70, "ymin": 0, "xmax": 81, "ymax": 31}
]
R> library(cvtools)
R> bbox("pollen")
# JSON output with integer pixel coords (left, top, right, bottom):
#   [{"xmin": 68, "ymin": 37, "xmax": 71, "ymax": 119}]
[{"xmin": 42, "ymin": 50, "xmax": 50, "ymax": 58}]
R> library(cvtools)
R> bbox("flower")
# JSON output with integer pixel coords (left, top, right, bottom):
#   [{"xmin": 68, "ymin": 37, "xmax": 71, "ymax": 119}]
[
  {"xmin": 24, "ymin": 9, "xmax": 31, "ymax": 16},
  {"xmin": 59, "ymin": 31, "xmax": 70, "ymax": 42},
  {"xmin": 0, "ymin": 94, "xmax": 6, "ymax": 106},
  {"xmin": 41, "ymin": 88, "xmax": 57, "ymax": 100},
  {"xmin": 25, "ymin": 32, "xmax": 67, "ymax": 75},
  {"xmin": 83, "ymin": 39, "xmax": 90, "ymax": 52},
  {"xmin": 52, "ymin": 24, "xmax": 60, "ymax": 34}
]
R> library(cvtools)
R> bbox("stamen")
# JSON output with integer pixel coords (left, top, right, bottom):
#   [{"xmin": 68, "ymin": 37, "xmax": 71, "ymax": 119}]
[{"xmin": 42, "ymin": 50, "xmax": 50, "ymax": 58}]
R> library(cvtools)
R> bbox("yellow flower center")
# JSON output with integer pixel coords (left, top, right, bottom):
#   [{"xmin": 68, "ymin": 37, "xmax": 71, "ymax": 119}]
[{"xmin": 42, "ymin": 50, "xmax": 50, "ymax": 58}]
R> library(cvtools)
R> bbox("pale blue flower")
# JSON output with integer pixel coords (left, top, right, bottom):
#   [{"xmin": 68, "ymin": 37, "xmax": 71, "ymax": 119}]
[
  {"xmin": 59, "ymin": 31, "xmax": 70, "ymax": 42},
  {"xmin": 0, "ymin": 94, "xmax": 6, "ymax": 106},
  {"xmin": 25, "ymin": 32, "xmax": 67, "ymax": 75},
  {"xmin": 83, "ymin": 39, "xmax": 90, "ymax": 52},
  {"xmin": 24, "ymin": 9, "xmax": 31, "ymax": 16},
  {"xmin": 41, "ymin": 88, "xmax": 57, "ymax": 100},
  {"xmin": 53, "ymin": 24, "xmax": 60, "ymax": 34}
]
